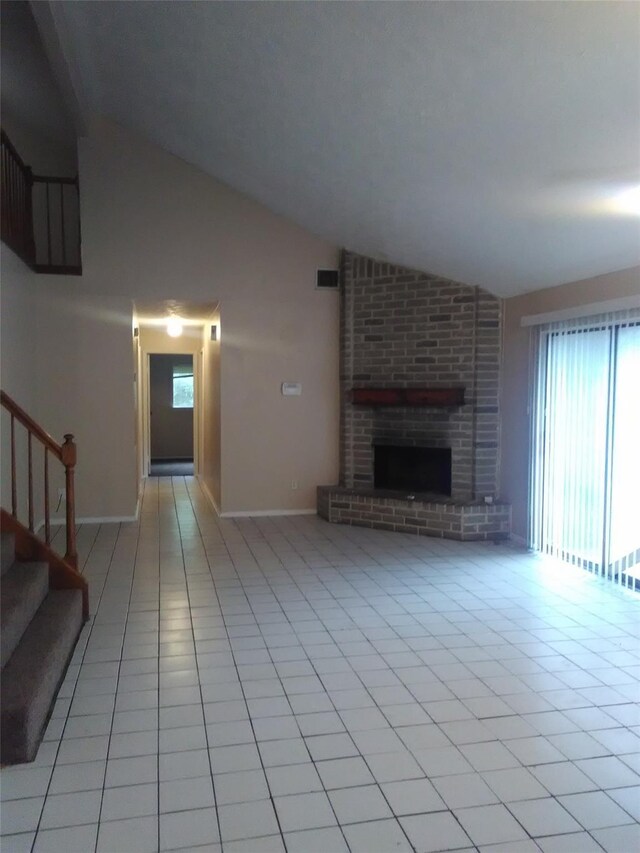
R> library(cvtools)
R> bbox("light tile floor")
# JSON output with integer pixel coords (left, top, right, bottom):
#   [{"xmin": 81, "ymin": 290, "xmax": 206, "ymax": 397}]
[{"xmin": 1, "ymin": 476, "xmax": 639, "ymax": 853}]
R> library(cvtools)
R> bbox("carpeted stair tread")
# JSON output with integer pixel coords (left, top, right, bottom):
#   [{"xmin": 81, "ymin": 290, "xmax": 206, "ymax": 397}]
[
  {"xmin": 1, "ymin": 533, "xmax": 15, "ymax": 576},
  {"xmin": 1, "ymin": 561, "xmax": 49, "ymax": 668},
  {"xmin": 1, "ymin": 589, "xmax": 83, "ymax": 765}
]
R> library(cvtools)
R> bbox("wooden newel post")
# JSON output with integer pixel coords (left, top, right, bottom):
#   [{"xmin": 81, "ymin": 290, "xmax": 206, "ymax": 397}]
[{"xmin": 61, "ymin": 434, "xmax": 77, "ymax": 570}]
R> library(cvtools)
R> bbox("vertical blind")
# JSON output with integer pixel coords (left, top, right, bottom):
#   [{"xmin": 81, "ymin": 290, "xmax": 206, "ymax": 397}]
[{"xmin": 529, "ymin": 308, "xmax": 640, "ymax": 589}]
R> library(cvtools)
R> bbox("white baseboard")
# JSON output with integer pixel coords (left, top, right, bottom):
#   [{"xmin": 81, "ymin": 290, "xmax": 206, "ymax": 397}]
[
  {"xmin": 46, "ymin": 492, "xmax": 142, "ymax": 528},
  {"xmin": 48, "ymin": 515, "xmax": 139, "ymax": 525},
  {"xmin": 32, "ymin": 494, "xmax": 140, "ymax": 534},
  {"xmin": 219, "ymin": 509, "xmax": 317, "ymax": 518},
  {"xmin": 197, "ymin": 476, "xmax": 221, "ymax": 517},
  {"xmin": 195, "ymin": 477, "xmax": 316, "ymax": 519},
  {"xmin": 37, "ymin": 488, "xmax": 318, "ymax": 526},
  {"xmin": 80, "ymin": 516, "xmax": 139, "ymax": 524}
]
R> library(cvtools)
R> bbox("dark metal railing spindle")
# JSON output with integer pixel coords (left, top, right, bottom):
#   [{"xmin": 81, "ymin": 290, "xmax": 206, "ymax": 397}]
[
  {"xmin": 60, "ymin": 183, "xmax": 66, "ymax": 266},
  {"xmin": 44, "ymin": 448, "xmax": 51, "ymax": 545},
  {"xmin": 45, "ymin": 181, "xmax": 52, "ymax": 265},
  {"xmin": 1, "ymin": 131, "xmax": 81, "ymax": 274},
  {"xmin": 10, "ymin": 414, "xmax": 17, "ymax": 516},
  {"xmin": 27, "ymin": 432, "xmax": 34, "ymax": 532}
]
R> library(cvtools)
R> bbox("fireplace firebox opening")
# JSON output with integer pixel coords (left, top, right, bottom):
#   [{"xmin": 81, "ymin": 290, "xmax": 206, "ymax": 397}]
[{"xmin": 374, "ymin": 445, "xmax": 452, "ymax": 496}]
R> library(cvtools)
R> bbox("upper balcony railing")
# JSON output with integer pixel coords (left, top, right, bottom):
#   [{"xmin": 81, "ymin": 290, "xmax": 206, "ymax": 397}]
[{"xmin": 1, "ymin": 130, "xmax": 82, "ymax": 275}]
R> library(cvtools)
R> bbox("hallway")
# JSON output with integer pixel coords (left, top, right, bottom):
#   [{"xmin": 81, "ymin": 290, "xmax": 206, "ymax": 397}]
[{"xmin": 1, "ymin": 477, "xmax": 639, "ymax": 852}]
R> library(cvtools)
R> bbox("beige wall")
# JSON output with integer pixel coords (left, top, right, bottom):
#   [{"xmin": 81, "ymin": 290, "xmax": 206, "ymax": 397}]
[
  {"xmin": 1, "ymin": 249, "xmax": 40, "ymax": 521},
  {"xmin": 201, "ymin": 309, "xmax": 222, "ymax": 511},
  {"xmin": 132, "ymin": 320, "xmax": 141, "ymax": 490},
  {"xmin": 1, "ymin": 256, "xmax": 135, "ymax": 521},
  {"xmin": 33, "ymin": 283, "xmax": 137, "ymax": 520},
  {"xmin": 0, "ymin": 249, "xmax": 38, "ymax": 412},
  {"xmin": 1, "ymin": 119, "xmax": 340, "ymax": 518},
  {"xmin": 78, "ymin": 119, "xmax": 340, "ymax": 515},
  {"xmin": 218, "ymin": 295, "xmax": 340, "ymax": 513},
  {"xmin": 501, "ymin": 266, "xmax": 640, "ymax": 540}
]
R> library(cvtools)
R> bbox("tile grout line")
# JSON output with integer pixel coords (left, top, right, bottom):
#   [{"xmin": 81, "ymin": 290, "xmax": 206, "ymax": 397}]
[
  {"xmin": 183, "ymin": 476, "xmax": 296, "ymax": 850},
  {"xmin": 170, "ymin": 474, "xmax": 224, "ymax": 849},
  {"xmin": 27, "ymin": 520, "xmax": 117, "ymax": 852},
  {"xmin": 92, "ymin": 510, "xmax": 144, "ymax": 852}
]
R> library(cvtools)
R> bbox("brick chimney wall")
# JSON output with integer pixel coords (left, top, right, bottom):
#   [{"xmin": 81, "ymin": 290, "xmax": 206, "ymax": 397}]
[{"xmin": 340, "ymin": 251, "xmax": 502, "ymax": 501}]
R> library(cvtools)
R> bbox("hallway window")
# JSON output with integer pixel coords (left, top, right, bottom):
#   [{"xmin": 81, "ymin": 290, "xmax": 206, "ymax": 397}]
[
  {"xmin": 529, "ymin": 308, "xmax": 640, "ymax": 589},
  {"xmin": 172, "ymin": 364, "xmax": 194, "ymax": 408}
]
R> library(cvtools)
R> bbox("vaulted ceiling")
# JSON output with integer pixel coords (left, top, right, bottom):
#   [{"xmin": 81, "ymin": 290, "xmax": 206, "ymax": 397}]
[
  {"xmin": 29, "ymin": 2, "xmax": 640, "ymax": 295},
  {"xmin": 1, "ymin": 1, "xmax": 75, "ymax": 148}
]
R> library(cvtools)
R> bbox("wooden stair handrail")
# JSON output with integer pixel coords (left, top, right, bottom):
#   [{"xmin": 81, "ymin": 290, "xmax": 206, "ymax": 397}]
[
  {"xmin": 1, "ymin": 391, "xmax": 64, "ymax": 459},
  {"xmin": 1, "ymin": 390, "xmax": 78, "ymax": 569}
]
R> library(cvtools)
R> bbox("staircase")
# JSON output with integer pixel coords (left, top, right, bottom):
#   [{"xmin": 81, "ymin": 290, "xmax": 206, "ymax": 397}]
[
  {"xmin": 1, "ymin": 532, "xmax": 84, "ymax": 764},
  {"xmin": 1, "ymin": 391, "xmax": 89, "ymax": 765}
]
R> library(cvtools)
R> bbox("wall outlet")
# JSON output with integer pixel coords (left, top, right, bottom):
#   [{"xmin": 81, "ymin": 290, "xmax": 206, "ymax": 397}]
[{"xmin": 291, "ymin": 480, "xmax": 298, "ymax": 490}]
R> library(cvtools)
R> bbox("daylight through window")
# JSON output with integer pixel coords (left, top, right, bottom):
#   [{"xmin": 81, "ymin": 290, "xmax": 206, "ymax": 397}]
[{"xmin": 172, "ymin": 364, "xmax": 193, "ymax": 408}]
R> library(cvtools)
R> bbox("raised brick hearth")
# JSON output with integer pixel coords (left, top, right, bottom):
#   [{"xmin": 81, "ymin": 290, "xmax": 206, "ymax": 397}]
[
  {"xmin": 318, "ymin": 250, "xmax": 511, "ymax": 541},
  {"xmin": 318, "ymin": 486, "xmax": 511, "ymax": 541}
]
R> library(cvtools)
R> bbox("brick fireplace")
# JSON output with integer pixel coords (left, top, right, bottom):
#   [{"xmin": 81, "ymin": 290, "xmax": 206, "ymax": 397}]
[{"xmin": 318, "ymin": 251, "xmax": 511, "ymax": 541}]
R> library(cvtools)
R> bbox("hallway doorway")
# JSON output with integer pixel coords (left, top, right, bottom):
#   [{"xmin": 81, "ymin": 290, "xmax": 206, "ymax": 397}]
[
  {"xmin": 148, "ymin": 353, "xmax": 195, "ymax": 477},
  {"xmin": 134, "ymin": 300, "xmax": 221, "ymax": 512}
]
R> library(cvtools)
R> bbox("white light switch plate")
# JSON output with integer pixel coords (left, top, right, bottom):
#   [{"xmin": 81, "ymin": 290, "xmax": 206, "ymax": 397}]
[{"xmin": 282, "ymin": 382, "xmax": 302, "ymax": 396}]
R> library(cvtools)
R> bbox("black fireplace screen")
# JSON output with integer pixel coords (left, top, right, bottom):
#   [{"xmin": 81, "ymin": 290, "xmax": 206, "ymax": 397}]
[{"xmin": 374, "ymin": 445, "xmax": 452, "ymax": 495}]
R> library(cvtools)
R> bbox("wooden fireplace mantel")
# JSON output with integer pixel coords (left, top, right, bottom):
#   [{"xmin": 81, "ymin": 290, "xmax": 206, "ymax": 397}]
[{"xmin": 350, "ymin": 387, "xmax": 465, "ymax": 407}]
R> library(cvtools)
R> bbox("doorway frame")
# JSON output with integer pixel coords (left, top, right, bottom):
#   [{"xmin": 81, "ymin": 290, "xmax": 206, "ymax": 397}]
[{"xmin": 142, "ymin": 351, "xmax": 202, "ymax": 478}]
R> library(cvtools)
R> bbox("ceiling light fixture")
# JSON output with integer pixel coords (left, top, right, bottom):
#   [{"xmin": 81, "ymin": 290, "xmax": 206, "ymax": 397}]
[{"xmin": 167, "ymin": 317, "xmax": 183, "ymax": 337}]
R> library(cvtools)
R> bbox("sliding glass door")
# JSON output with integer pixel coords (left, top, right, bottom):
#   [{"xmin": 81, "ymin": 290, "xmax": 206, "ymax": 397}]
[
  {"xmin": 530, "ymin": 312, "xmax": 640, "ymax": 588},
  {"xmin": 608, "ymin": 324, "xmax": 640, "ymax": 579}
]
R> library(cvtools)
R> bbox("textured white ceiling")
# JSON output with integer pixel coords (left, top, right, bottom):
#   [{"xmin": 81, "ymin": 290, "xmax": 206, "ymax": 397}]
[{"xmin": 52, "ymin": 1, "xmax": 640, "ymax": 296}]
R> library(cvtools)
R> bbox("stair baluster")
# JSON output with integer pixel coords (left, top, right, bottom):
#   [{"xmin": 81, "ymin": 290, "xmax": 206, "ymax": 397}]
[{"xmin": 0, "ymin": 390, "xmax": 85, "ymax": 615}]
